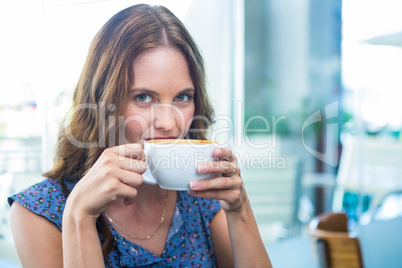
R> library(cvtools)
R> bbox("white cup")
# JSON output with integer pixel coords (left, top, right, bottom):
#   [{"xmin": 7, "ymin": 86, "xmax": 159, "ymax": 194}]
[{"xmin": 142, "ymin": 139, "xmax": 219, "ymax": 190}]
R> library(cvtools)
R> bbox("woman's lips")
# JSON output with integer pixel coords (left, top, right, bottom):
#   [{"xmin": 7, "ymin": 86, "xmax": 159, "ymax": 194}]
[{"xmin": 146, "ymin": 136, "xmax": 178, "ymax": 140}]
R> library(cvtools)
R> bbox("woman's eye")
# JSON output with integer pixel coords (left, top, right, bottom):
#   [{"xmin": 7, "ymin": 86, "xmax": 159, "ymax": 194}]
[
  {"xmin": 135, "ymin": 94, "xmax": 152, "ymax": 103},
  {"xmin": 174, "ymin": 94, "xmax": 192, "ymax": 102}
]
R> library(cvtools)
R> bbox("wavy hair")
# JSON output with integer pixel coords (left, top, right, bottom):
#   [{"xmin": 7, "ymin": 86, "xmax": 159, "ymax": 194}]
[{"xmin": 43, "ymin": 4, "xmax": 214, "ymax": 257}]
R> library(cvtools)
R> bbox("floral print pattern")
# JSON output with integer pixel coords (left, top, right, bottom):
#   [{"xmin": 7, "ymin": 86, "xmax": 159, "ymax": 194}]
[{"xmin": 8, "ymin": 178, "xmax": 221, "ymax": 267}]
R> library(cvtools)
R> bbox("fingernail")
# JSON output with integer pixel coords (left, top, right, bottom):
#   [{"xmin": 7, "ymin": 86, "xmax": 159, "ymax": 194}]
[
  {"xmin": 215, "ymin": 149, "xmax": 222, "ymax": 157},
  {"xmin": 188, "ymin": 190, "xmax": 196, "ymax": 195},
  {"xmin": 190, "ymin": 181, "xmax": 200, "ymax": 189},
  {"xmin": 197, "ymin": 164, "xmax": 206, "ymax": 173}
]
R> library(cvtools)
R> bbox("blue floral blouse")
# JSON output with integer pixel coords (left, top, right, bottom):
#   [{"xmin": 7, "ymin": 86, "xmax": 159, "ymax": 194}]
[{"xmin": 8, "ymin": 178, "xmax": 221, "ymax": 267}]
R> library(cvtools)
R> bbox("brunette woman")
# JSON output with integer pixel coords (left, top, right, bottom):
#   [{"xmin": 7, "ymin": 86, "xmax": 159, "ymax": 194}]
[{"xmin": 9, "ymin": 4, "xmax": 272, "ymax": 267}]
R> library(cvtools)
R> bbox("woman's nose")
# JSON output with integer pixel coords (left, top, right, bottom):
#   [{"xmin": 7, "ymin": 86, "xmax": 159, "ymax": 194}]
[{"xmin": 153, "ymin": 104, "xmax": 180, "ymax": 131}]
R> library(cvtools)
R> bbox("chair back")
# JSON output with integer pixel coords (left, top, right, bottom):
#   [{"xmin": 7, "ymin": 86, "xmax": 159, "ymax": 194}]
[
  {"xmin": 314, "ymin": 212, "xmax": 348, "ymax": 232},
  {"xmin": 309, "ymin": 212, "xmax": 364, "ymax": 268}
]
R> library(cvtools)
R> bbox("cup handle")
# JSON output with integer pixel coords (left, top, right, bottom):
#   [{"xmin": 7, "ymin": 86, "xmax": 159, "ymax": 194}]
[{"xmin": 142, "ymin": 143, "xmax": 158, "ymax": 185}]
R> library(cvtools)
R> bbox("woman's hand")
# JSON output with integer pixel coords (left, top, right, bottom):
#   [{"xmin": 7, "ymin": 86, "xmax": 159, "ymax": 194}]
[
  {"xmin": 189, "ymin": 147, "xmax": 247, "ymax": 213},
  {"xmin": 65, "ymin": 144, "xmax": 147, "ymax": 221}
]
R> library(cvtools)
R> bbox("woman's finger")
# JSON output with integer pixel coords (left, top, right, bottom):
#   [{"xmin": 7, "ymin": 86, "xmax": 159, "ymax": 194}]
[
  {"xmin": 189, "ymin": 185, "xmax": 244, "ymax": 204},
  {"xmin": 108, "ymin": 143, "xmax": 146, "ymax": 160},
  {"xmin": 198, "ymin": 161, "xmax": 238, "ymax": 176},
  {"xmin": 107, "ymin": 180, "xmax": 139, "ymax": 205},
  {"xmin": 213, "ymin": 147, "xmax": 235, "ymax": 162},
  {"xmin": 108, "ymin": 168, "xmax": 144, "ymax": 188},
  {"xmin": 117, "ymin": 157, "xmax": 148, "ymax": 174},
  {"xmin": 97, "ymin": 146, "xmax": 147, "ymax": 174},
  {"xmin": 190, "ymin": 173, "xmax": 242, "ymax": 191}
]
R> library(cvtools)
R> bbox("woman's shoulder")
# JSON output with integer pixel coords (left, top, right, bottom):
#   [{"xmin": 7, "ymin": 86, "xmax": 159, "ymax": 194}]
[{"xmin": 8, "ymin": 178, "xmax": 72, "ymax": 230}]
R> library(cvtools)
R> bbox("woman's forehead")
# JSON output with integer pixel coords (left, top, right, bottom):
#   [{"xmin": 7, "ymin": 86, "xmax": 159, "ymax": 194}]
[{"xmin": 131, "ymin": 47, "xmax": 194, "ymax": 92}]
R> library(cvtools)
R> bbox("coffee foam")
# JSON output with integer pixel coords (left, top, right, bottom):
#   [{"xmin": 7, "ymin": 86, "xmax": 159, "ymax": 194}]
[{"xmin": 146, "ymin": 139, "xmax": 217, "ymax": 145}]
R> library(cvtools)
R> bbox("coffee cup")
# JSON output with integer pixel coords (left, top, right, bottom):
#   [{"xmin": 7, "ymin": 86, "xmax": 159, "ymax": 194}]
[{"xmin": 142, "ymin": 139, "xmax": 219, "ymax": 190}]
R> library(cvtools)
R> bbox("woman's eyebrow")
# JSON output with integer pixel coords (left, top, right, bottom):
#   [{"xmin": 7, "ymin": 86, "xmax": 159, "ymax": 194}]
[
  {"xmin": 130, "ymin": 88, "xmax": 160, "ymax": 96},
  {"xmin": 178, "ymin": 88, "xmax": 195, "ymax": 95},
  {"xmin": 130, "ymin": 88, "xmax": 195, "ymax": 95}
]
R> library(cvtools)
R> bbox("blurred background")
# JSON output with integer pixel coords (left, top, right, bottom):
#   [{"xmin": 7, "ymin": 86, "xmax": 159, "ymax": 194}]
[{"xmin": 1, "ymin": 0, "xmax": 402, "ymax": 267}]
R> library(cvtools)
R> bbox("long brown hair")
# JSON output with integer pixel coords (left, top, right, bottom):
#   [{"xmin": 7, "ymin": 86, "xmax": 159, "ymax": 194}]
[{"xmin": 44, "ymin": 4, "xmax": 214, "ymax": 258}]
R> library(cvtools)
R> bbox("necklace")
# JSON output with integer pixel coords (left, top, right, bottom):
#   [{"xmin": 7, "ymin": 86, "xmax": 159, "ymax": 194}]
[{"xmin": 104, "ymin": 191, "xmax": 168, "ymax": 240}]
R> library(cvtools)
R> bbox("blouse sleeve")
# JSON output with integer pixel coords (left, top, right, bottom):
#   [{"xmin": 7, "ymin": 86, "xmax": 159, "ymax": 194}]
[
  {"xmin": 8, "ymin": 178, "xmax": 66, "ymax": 230},
  {"xmin": 198, "ymin": 197, "xmax": 221, "ymax": 229}
]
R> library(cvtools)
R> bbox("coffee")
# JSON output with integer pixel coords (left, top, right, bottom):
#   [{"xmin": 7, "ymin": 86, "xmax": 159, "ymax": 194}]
[{"xmin": 146, "ymin": 139, "xmax": 217, "ymax": 145}]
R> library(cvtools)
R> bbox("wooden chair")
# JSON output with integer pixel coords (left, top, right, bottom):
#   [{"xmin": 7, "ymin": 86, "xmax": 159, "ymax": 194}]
[{"xmin": 309, "ymin": 212, "xmax": 364, "ymax": 268}]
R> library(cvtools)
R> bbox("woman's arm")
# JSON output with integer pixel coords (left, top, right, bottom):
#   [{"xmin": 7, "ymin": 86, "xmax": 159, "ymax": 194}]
[
  {"xmin": 61, "ymin": 145, "xmax": 146, "ymax": 267},
  {"xmin": 10, "ymin": 198, "xmax": 105, "ymax": 268},
  {"xmin": 210, "ymin": 209, "xmax": 233, "ymax": 268},
  {"xmin": 190, "ymin": 147, "xmax": 272, "ymax": 267},
  {"xmin": 62, "ymin": 201, "xmax": 104, "ymax": 268},
  {"xmin": 225, "ymin": 199, "xmax": 271, "ymax": 267},
  {"xmin": 212, "ymin": 199, "xmax": 272, "ymax": 267},
  {"xmin": 210, "ymin": 200, "xmax": 272, "ymax": 267},
  {"xmin": 10, "ymin": 144, "xmax": 146, "ymax": 267},
  {"xmin": 10, "ymin": 202, "xmax": 63, "ymax": 268}
]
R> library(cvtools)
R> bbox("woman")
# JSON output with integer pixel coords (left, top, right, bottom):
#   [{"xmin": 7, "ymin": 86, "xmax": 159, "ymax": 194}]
[{"xmin": 9, "ymin": 4, "xmax": 272, "ymax": 267}]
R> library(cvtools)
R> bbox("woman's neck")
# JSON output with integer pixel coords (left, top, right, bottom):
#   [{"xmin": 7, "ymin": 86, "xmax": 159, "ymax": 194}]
[{"xmin": 135, "ymin": 184, "xmax": 167, "ymax": 213}]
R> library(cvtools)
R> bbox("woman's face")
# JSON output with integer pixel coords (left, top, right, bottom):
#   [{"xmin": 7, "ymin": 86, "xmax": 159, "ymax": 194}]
[{"xmin": 123, "ymin": 47, "xmax": 195, "ymax": 144}]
